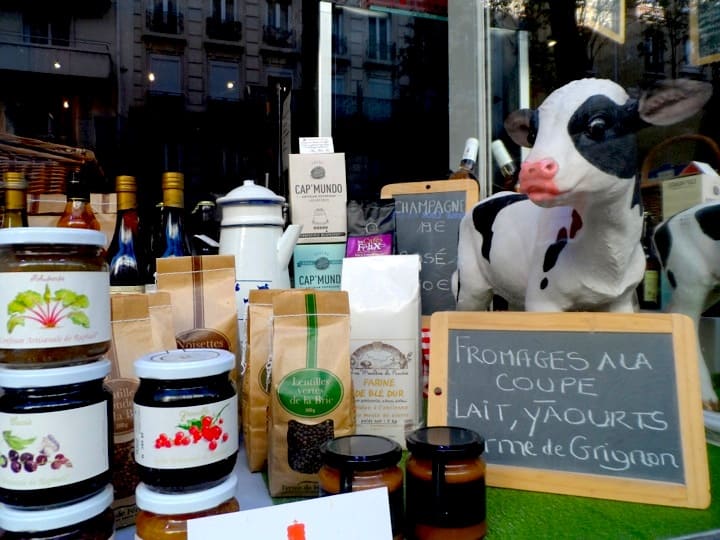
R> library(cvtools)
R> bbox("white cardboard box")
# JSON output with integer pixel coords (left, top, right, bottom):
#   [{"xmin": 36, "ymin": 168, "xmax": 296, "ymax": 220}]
[
  {"xmin": 289, "ymin": 153, "xmax": 348, "ymax": 244},
  {"xmin": 661, "ymin": 171, "xmax": 720, "ymax": 219}
]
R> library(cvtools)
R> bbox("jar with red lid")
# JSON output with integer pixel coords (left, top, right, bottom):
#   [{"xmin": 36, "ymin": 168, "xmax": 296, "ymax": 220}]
[
  {"xmin": 405, "ymin": 426, "xmax": 487, "ymax": 540},
  {"xmin": 319, "ymin": 434, "xmax": 403, "ymax": 540},
  {"xmin": 133, "ymin": 348, "xmax": 238, "ymax": 491}
]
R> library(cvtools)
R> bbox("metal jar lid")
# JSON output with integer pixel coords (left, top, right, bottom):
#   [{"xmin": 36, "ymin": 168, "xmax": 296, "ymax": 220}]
[{"xmin": 134, "ymin": 348, "xmax": 235, "ymax": 380}]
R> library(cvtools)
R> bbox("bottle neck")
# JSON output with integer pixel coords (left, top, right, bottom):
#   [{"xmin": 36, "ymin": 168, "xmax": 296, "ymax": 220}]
[
  {"xmin": 5, "ymin": 189, "xmax": 27, "ymax": 211},
  {"xmin": 458, "ymin": 159, "xmax": 476, "ymax": 171},
  {"xmin": 163, "ymin": 188, "xmax": 184, "ymax": 209},
  {"xmin": 117, "ymin": 191, "xmax": 138, "ymax": 212}
]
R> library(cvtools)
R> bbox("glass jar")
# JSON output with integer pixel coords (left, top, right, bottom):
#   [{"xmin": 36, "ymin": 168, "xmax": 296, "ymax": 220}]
[
  {"xmin": 135, "ymin": 474, "xmax": 239, "ymax": 539},
  {"xmin": 0, "ymin": 484, "xmax": 114, "ymax": 539},
  {"xmin": 0, "ymin": 359, "xmax": 112, "ymax": 508},
  {"xmin": 0, "ymin": 227, "xmax": 110, "ymax": 368},
  {"xmin": 133, "ymin": 349, "xmax": 238, "ymax": 491},
  {"xmin": 319, "ymin": 434, "xmax": 404, "ymax": 540},
  {"xmin": 405, "ymin": 426, "xmax": 487, "ymax": 540}
]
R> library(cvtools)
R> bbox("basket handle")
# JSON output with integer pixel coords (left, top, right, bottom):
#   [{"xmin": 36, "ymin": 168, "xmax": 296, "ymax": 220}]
[{"xmin": 640, "ymin": 133, "xmax": 720, "ymax": 185}]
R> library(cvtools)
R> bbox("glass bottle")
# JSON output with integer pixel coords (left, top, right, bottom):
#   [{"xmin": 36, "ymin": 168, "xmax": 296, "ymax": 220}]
[
  {"xmin": 56, "ymin": 169, "xmax": 101, "ymax": 230},
  {"xmin": 107, "ymin": 175, "xmax": 148, "ymax": 292},
  {"xmin": 2, "ymin": 172, "xmax": 28, "ymax": 228},
  {"xmin": 637, "ymin": 212, "xmax": 661, "ymax": 310},
  {"xmin": 190, "ymin": 199, "xmax": 220, "ymax": 255},
  {"xmin": 491, "ymin": 139, "xmax": 518, "ymax": 191},
  {"xmin": 153, "ymin": 171, "xmax": 191, "ymax": 259},
  {"xmin": 449, "ymin": 137, "xmax": 479, "ymax": 180}
]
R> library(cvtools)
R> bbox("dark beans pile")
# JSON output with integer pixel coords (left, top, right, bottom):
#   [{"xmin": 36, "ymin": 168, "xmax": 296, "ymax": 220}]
[{"xmin": 286, "ymin": 419, "xmax": 334, "ymax": 474}]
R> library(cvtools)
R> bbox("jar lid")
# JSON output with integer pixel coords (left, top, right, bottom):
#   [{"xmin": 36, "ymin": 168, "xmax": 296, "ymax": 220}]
[
  {"xmin": 136, "ymin": 474, "xmax": 238, "ymax": 515},
  {"xmin": 0, "ymin": 227, "xmax": 106, "ymax": 248},
  {"xmin": 406, "ymin": 426, "xmax": 485, "ymax": 459},
  {"xmin": 216, "ymin": 180, "xmax": 285, "ymax": 205},
  {"xmin": 134, "ymin": 349, "xmax": 235, "ymax": 380},
  {"xmin": 0, "ymin": 484, "xmax": 112, "ymax": 532},
  {"xmin": 0, "ymin": 359, "xmax": 111, "ymax": 388},
  {"xmin": 320, "ymin": 435, "xmax": 402, "ymax": 471}
]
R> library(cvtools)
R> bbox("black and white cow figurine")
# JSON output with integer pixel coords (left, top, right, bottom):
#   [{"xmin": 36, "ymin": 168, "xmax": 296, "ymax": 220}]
[
  {"xmin": 454, "ymin": 78, "xmax": 712, "ymax": 313},
  {"xmin": 653, "ymin": 202, "xmax": 720, "ymax": 410}
]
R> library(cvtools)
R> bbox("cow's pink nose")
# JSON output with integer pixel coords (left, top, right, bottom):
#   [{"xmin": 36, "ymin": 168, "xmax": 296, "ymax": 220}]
[{"xmin": 521, "ymin": 158, "xmax": 558, "ymax": 181}]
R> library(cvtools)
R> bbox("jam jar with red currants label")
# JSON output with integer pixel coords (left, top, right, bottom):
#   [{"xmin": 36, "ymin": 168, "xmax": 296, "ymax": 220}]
[
  {"xmin": 133, "ymin": 349, "xmax": 238, "ymax": 492},
  {"xmin": 0, "ymin": 360, "xmax": 113, "ymax": 508}
]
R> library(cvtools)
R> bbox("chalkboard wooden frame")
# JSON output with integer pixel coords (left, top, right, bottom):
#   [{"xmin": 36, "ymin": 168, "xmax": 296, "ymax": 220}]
[
  {"xmin": 428, "ymin": 311, "xmax": 711, "ymax": 508},
  {"xmin": 690, "ymin": 0, "xmax": 720, "ymax": 66},
  {"xmin": 380, "ymin": 179, "xmax": 479, "ymax": 326}
]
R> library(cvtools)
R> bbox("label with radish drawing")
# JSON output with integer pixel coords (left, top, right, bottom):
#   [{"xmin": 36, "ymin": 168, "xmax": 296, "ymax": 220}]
[
  {"xmin": 134, "ymin": 396, "xmax": 238, "ymax": 469},
  {"xmin": 0, "ymin": 271, "xmax": 110, "ymax": 349},
  {"xmin": 0, "ymin": 403, "xmax": 109, "ymax": 490}
]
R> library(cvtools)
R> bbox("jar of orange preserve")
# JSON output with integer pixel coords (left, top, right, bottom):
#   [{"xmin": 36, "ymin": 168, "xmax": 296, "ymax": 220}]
[
  {"xmin": 319, "ymin": 434, "xmax": 403, "ymax": 540},
  {"xmin": 135, "ymin": 474, "xmax": 239, "ymax": 540},
  {"xmin": 405, "ymin": 426, "xmax": 486, "ymax": 540}
]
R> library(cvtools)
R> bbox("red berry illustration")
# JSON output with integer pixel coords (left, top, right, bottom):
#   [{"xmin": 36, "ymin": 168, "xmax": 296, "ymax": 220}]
[
  {"xmin": 209, "ymin": 440, "xmax": 218, "ymax": 451},
  {"xmin": 154, "ymin": 405, "xmax": 230, "ymax": 451},
  {"xmin": 222, "ymin": 433, "xmax": 229, "ymax": 443}
]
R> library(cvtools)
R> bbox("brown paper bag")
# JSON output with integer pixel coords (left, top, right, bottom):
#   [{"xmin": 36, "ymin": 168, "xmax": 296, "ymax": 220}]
[
  {"xmin": 146, "ymin": 291, "xmax": 175, "ymax": 352},
  {"xmin": 243, "ymin": 289, "xmax": 286, "ymax": 472},
  {"xmin": 268, "ymin": 290, "xmax": 354, "ymax": 497}
]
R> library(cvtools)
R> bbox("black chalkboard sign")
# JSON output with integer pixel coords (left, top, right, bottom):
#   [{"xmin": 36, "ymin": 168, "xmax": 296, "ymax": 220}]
[
  {"xmin": 380, "ymin": 179, "xmax": 478, "ymax": 322},
  {"xmin": 428, "ymin": 311, "xmax": 710, "ymax": 508},
  {"xmin": 691, "ymin": 0, "xmax": 720, "ymax": 65}
]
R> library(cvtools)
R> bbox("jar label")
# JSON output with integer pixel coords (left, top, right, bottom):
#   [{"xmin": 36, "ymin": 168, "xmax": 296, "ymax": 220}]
[
  {"xmin": 134, "ymin": 395, "xmax": 238, "ymax": 469},
  {"xmin": 0, "ymin": 271, "xmax": 111, "ymax": 349},
  {"xmin": 0, "ymin": 402, "xmax": 109, "ymax": 490}
]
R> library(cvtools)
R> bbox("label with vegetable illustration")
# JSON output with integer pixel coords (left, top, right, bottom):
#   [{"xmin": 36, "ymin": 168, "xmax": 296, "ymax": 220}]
[
  {"xmin": 0, "ymin": 272, "xmax": 111, "ymax": 349},
  {"xmin": 0, "ymin": 403, "xmax": 109, "ymax": 490},
  {"xmin": 134, "ymin": 396, "xmax": 238, "ymax": 469}
]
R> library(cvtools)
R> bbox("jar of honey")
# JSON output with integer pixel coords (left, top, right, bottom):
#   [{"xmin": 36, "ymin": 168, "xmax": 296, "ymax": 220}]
[
  {"xmin": 0, "ymin": 359, "xmax": 113, "ymax": 508},
  {"xmin": 0, "ymin": 227, "xmax": 110, "ymax": 368},
  {"xmin": 0, "ymin": 484, "xmax": 114, "ymax": 539},
  {"xmin": 135, "ymin": 474, "xmax": 239, "ymax": 539},
  {"xmin": 405, "ymin": 426, "xmax": 486, "ymax": 540},
  {"xmin": 133, "ymin": 348, "xmax": 239, "ymax": 491},
  {"xmin": 319, "ymin": 434, "xmax": 403, "ymax": 540}
]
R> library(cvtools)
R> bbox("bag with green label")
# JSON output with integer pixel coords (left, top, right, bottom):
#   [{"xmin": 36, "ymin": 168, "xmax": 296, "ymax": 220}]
[{"xmin": 267, "ymin": 290, "xmax": 354, "ymax": 497}]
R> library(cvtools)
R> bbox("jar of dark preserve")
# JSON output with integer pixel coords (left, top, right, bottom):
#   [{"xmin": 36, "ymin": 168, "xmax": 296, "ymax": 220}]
[
  {"xmin": 319, "ymin": 435, "xmax": 404, "ymax": 540},
  {"xmin": 0, "ymin": 227, "xmax": 110, "ymax": 368},
  {"xmin": 133, "ymin": 349, "xmax": 238, "ymax": 491},
  {"xmin": 135, "ymin": 475, "xmax": 239, "ymax": 540},
  {"xmin": 0, "ymin": 360, "xmax": 112, "ymax": 508},
  {"xmin": 405, "ymin": 426, "xmax": 487, "ymax": 540},
  {"xmin": 0, "ymin": 484, "xmax": 114, "ymax": 539}
]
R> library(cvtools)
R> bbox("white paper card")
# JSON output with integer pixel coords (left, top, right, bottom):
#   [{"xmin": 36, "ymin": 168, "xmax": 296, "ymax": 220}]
[
  {"xmin": 187, "ymin": 487, "xmax": 393, "ymax": 540},
  {"xmin": 299, "ymin": 136, "xmax": 334, "ymax": 154}
]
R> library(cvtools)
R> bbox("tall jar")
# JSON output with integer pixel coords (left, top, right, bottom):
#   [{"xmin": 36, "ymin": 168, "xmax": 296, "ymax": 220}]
[
  {"xmin": 318, "ymin": 434, "xmax": 404, "ymax": 540},
  {"xmin": 133, "ymin": 349, "xmax": 239, "ymax": 491},
  {"xmin": 0, "ymin": 227, "xmax": 110, "ymax": 367},
  {"xmin": 405, "ymin": 426, "xmax": 487, "ymax": 540},
  {"xmin": 135, "ymin": 475, "xmax": 239, "ymax": 540},
  {"xmin": 0, "ymin": 360, "xmax": 113, "ymax": 508},
  {"xmin": 0, "ymin": 484, "xmax": 114, "ymax": 539}
]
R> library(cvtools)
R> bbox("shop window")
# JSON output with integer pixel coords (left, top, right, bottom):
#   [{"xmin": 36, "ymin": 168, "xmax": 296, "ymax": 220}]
[
  {"xmin": 209, "ymin": 61, "xmax": 240, "ymax": 101},
  {"xmin": 147, "ymin": 54, "xmax": 182, "ymax": 95},
  {"xmin": 22, "ymin": 13, "xmax": 71, "ymax": 46}
]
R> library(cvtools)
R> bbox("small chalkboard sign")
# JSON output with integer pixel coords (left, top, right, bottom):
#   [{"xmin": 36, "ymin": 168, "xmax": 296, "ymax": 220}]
[
  {"xmin": 428, "ymin": 311, "xmax": 710, "ymax": 508},
  {"xmin": 690, "ymin": 0, "xmax": 720, "ymax": 65},
  {"xmin": 380, "ymin": 179, "xmax": 478, "ymax": 324}
]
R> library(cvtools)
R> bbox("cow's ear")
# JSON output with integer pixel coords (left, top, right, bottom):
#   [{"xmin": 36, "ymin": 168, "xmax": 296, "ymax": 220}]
[
  {"xmin": 504, "ymin": 109, "xmax": 536, "ymax": 147},
  {"xmin": 639, "ymin": 79, "xmax": 712, "ymax": 126}
]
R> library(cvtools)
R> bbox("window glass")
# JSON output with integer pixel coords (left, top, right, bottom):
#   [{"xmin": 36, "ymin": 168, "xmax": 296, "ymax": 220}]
[
  {"xmin": 209, "ymin": 61, "xmax": 240, "ymax": 101},
  {"xmin": 148, "ymin": 54, "xmax": 182, "ymax": 95}
]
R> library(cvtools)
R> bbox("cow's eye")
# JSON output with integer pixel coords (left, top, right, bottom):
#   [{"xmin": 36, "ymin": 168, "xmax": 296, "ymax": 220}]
[{"xmin": 586, "ymin": 116, "xmax": 608, "ymax": 141}]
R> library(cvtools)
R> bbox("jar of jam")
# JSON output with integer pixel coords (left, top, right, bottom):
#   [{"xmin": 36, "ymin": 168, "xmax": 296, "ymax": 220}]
[
  {"xmin": 405, "ymin": 426, "xmax": 487, "ymax": 540},
  {"xmin": 133, "ymin": 349, "xmax": 239, "ymax": 491},
  {"xmin": 135, "ymin": 474, "xmax": 239, "ymax": 539},
  {"xmin": 0, "ymin": 227, "xmax": 110, "ymax": 368},
  {"xmin": 0, "ymin": 359, "xmax": 112, "ymax": 508},
  {"xmin": 0, "ymin": 484, "xmax": 114, "ymax": 539},
  {"xmin": 319, "ymin": 435, "xmax": 404, "ymax": 540}
]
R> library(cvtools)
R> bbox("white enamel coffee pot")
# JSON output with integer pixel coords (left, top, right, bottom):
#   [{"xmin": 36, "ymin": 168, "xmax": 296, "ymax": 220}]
[{"xmin": 217, "ymin": 180, "xmax": 302, "ymax": 323}]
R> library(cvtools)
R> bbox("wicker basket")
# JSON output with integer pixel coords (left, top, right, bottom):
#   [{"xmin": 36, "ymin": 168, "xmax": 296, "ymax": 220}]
[
  {"xmin": 639, "ymin": 133, "xmax": 720, "ymax": 223},
  {"xmin": 0, "ymin": 132, "xmax": 96, "ymax": 195}
]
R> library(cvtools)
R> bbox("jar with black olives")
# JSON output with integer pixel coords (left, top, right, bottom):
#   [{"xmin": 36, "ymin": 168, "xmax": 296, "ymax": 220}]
[
  {"xmin": 405, "ymin": 426, "xmax": 487, "ymax": 540},
  {"xmin": 133, "ymin": 349, "xmax": 238, "ymax": 491},
  {"xmin": 0, "ymin": 360, "xmax": 112, "ymax": 507}
]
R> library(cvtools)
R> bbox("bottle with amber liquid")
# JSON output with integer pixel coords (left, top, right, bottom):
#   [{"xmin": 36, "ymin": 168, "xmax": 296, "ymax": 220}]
[
  {"xmin": 2, "ymin": 172, "xmax": 28, "ymax": 228},
  {"xmin": 107, "ymin": 175, "xmax": 148, "ymax": 292},
  {"xmin": 637, "ymin": 212, "xmax": 661, "ymax": 310},
  {"xmin": 57, "ymin": 169, "xmax": 101, "ymax": 230},
  {"xmin": 152, "ymin": 171, "xmax": 191, "ymax": 259},
  {"xmin": 449, "ymin": 137, "xmax": 479, "ymax": 180}
]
